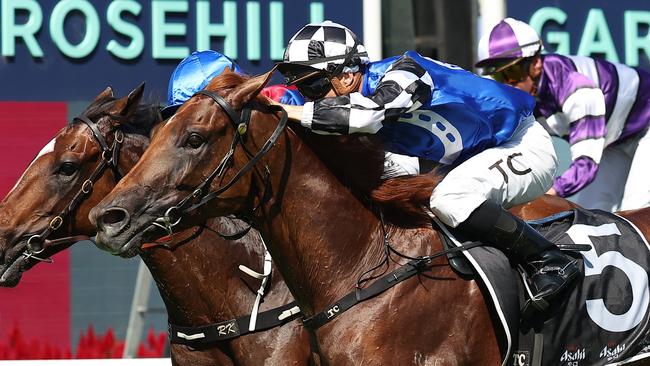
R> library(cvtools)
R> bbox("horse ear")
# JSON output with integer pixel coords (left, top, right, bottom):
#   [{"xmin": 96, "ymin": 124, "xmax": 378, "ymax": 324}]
[
  {"xmin": 228, "ymin": 68, "xmax": 275, "ymax": 108},
  {"xmin": 112, "ymin": 82, "xmax": 145, "ymax": 117},
  {"xmin": 94, "ymin": 86, "xmax": 114, "ymax": 101}
]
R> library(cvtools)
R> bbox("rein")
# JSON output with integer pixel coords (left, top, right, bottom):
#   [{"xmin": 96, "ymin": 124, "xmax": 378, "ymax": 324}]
[
  {"xmin": 141, "ymin": 88, "xmax": 296, "ymax": 346},
  {"xmin": 23, "ymin": 115, "xmax": 123, "ymax": 261},
  {"xmin": 150, "ymin": 89, "xmax": 287, "ymax": 237}
]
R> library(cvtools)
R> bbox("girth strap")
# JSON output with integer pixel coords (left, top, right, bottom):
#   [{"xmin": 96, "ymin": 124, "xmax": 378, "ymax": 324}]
[
  {"xmin": 168, "ymin": 301, "xmax": 301, "ymax": 346},
  {"xmin": 302, "ymin": 259, "xmax": 429, "ymax": 330},
  {"xmin": 302, "ymin": 237, "xmax": 486, "ymax": 330}
]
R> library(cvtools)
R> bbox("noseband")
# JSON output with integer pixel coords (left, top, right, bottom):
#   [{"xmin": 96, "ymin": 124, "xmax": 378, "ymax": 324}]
[
  {"xmin": 24, "ymin": 115, "xmax": 124, "ymax": 261},
  {"xmin": 151, "ymin": 90, "xmax": 287, "ymax": 236}
]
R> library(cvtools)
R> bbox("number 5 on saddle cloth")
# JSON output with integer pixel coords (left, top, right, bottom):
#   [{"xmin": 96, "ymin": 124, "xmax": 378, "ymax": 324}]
[{"xmin": 438, "ymin": 207, "xmax": 650, "ymax": 366}]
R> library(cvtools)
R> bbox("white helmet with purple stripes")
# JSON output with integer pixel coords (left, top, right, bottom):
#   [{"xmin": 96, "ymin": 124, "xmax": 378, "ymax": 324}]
[{"xmin": 475, "ymin": 18, "xmax": 543, "ymax": 74}]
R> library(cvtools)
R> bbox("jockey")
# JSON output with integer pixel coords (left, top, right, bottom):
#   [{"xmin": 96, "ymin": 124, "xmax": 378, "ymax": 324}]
[
  {"xmin": 161, "ymin": 50, "xmax": 304, "ymax": 120},
  {"xmin": 476, "ymin": 18, "xmax": 650, "ymax": 212},
  {"xmin": 275, "ymin": 21, "xmax": 579, "ymax": 312}
]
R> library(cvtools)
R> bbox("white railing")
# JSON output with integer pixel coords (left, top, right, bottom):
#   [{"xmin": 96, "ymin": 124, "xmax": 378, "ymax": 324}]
[{"xmin": 0, "ymin": 359, "xmax": 171, "ymax": 366}]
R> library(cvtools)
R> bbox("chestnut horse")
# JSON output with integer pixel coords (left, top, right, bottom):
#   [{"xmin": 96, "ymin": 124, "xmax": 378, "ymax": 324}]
[
  {"xmin": 0, "ymin": 86, "xmax": 311, "ymax": 365},
  {"xmin": 89, "ymin": 71, "xmax": 641, "ymax": 365}
]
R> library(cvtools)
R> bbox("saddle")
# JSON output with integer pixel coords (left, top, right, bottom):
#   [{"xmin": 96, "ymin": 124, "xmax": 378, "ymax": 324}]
[{"xmin": 439, "ymin": 208, "xmax": 650, "ymax": 366}]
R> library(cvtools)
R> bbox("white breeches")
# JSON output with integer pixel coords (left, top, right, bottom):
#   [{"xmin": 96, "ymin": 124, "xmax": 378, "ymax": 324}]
[{"xmin": 430, "ymin": 116, "xmax": 558, "ymax": 227}]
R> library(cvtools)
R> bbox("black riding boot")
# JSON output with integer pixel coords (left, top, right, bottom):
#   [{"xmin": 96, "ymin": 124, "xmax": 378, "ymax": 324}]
[{"xmin": 456, "ymin": 200, "xmax": 580, "ymax": 312}]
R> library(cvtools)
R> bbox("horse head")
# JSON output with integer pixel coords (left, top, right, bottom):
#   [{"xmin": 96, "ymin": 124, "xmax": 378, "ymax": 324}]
[
  {"xmin": 0, "ymin": 84, "xmax": 159, "ymax": 286},
  {"xmin": 90, "ymin": 69, "xmax": 279, "ymax": 255}
]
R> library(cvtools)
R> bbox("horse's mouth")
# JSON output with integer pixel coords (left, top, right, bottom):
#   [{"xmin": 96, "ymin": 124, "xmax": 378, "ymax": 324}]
[
  {"xmin": 0, "ymin": 241, "xmax": 29, "ymax": 287},
  {"xmin": 111, "ymin": 222, "xmax": 162, "ymax": 258},
  {"xmin": 116, "ymin": 233, "xmax": 144, "ymax": 258}
]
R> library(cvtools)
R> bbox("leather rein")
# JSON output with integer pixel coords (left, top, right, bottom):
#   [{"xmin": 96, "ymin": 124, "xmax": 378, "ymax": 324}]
[
  {"xmin": 22, "ymin": 115, "xmax": 123, "ymax": 262},
  {"xmin": 149, "ymin": 89, "xmax": 288, "ymax": 237},
  {"xmin": 140, "ymin": 90, "xmax": 299, "ymax": 346}
]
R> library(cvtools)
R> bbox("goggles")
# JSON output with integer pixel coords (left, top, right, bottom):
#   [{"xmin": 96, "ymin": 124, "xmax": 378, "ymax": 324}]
[
  {"xmin": 277, "ymin": 40, "xmax": 366, "ymax": 100},
  {"xmin": 294, "ymin": 73, "xmax": 333, "ymax": 100},
  {"xmin": 490, "ymin": 57, "xmax": 536, "ymax": 85},
  {"xmin": 278, "ymin": 63, "xmax": 333, "ymax": 100}
]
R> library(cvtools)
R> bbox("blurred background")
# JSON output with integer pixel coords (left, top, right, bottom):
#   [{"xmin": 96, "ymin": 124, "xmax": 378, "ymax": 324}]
[{"xmin": 0, "ymin": 0, "xmax": 647, "ymax": 360}]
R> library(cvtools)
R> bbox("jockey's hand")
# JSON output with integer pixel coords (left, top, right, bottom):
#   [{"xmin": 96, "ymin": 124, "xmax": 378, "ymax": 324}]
[
  {"xmin": 272, "ymin": 103, "xmax": 303, "ymax": 122},
  {"xmin": 546, "ymin": 187, "xmax": 558, "ymax": 196}
]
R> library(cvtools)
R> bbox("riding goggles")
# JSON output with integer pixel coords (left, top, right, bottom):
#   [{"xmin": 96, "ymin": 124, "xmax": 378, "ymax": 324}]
[
  {"xmin": 278, "ymin": 63, "xmax": 333, "ymax": 100},
  {"xmin": 277, "ymin": 40, "xmax": 365, "ymax": 100},
  {"xmin": 490, "ymin": 57, "xmax": 535, "ymax": 85}
]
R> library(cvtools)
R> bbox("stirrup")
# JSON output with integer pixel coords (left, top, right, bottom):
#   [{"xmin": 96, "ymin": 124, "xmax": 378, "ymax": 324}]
[
  {"xmin": 519, "ymin": 263, "xmax": 578, "ymax": 319},
  {"xmin": 520, "ymin": 268, "xmax": 551, "ymax": 317},
  {"xmin": 521, "ymin": 296, "xmax": 550, "ymax": 320}
]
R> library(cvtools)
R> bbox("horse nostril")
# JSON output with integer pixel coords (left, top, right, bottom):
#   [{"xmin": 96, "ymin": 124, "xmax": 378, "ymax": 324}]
[{"xmin": 100, "ymin": 208, "xmax": 130, "ymax": 233}]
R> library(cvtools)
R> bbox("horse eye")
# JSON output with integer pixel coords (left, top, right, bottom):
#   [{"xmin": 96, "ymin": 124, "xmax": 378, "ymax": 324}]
[
  {"xmin": 186, "ymin": 133, "xmax": 205, "ymax": 149},
  {"xmin": 58, "ymin": 162, "xmax": 78, "ymax": 176}
]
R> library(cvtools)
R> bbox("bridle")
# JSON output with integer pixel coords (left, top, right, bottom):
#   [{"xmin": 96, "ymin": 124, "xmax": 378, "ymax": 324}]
[
  {"xmin": 23, "ymin": 115, "xmax": 124, "ymax": 261},
  {"xmin": 151, "ymin": 89, "xmax": 287, "ymax": 236}
]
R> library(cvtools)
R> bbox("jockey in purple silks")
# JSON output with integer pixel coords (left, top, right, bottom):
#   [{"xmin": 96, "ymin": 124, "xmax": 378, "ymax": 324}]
[{"xmin": 477, "ymin": 18, "xmax": 650, "ymax": 212}]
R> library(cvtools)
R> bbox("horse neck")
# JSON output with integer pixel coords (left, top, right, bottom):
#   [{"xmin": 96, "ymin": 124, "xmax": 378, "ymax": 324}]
[
  {"xmin": 139, "ymin": 218, "xmax": 266, "ymax": 326},
  {"xmin": 255, "ymin": 128, "xmax": 387, "ymax": 316}
]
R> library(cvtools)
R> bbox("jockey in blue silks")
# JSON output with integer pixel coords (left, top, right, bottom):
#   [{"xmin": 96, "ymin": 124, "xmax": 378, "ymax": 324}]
[
  {"xmin": 274, "ymin": 21, "xmax": 579, "ymax": 312},
  {"xmin": 162, "ymin": 50, "xmax": 304, "ymax": 120}
]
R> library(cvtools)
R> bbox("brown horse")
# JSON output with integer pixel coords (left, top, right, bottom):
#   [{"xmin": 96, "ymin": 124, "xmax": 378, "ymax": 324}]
[
  {"xmin": 0, "ymin": 86, "xmax": 310, "ymax": 365},
  {"xmin": 90, "ymin": 71, "xmax": 642, "ymax": 365}
]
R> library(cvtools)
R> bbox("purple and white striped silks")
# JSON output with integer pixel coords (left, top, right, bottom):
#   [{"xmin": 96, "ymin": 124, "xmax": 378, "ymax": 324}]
[{"xmin": 535, "ymin": 54, "xmax": 650, "ymax": 197}]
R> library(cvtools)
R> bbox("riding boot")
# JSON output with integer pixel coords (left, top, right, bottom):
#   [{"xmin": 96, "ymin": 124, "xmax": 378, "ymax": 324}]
[{"xmin": 455, "ymin": 200, "xmax": 580, "ymax": 312}]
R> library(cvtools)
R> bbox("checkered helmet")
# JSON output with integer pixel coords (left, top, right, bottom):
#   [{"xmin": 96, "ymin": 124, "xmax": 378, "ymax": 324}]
[
  {"xmin": 280, "ymin": 21, "xmax": 369, "ymax": 75},
  {"xmin": 475, "ymin": 18, "xmax": 543, "ymax": 72}
]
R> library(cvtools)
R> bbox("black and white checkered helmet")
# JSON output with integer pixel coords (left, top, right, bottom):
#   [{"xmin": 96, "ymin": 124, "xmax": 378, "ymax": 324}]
[{"xmin": 281, "ymin": 21, "xmax": 369, "ymax": 74}]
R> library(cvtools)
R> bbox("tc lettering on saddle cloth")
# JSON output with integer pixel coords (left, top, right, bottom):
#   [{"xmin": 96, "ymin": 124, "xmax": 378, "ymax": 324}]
[{"xmin": 441, "ymin": 207, "xmax": 650, "ymax": 366}]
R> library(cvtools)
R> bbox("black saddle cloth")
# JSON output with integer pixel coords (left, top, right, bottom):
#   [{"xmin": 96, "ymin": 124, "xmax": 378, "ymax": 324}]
[{"xmin": 438, "ymin": 208, "xmax": 650, "ymax": 366}]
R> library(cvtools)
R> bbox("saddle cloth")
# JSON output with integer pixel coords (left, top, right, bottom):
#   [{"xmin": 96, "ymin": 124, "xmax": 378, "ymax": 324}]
[{"xmin": 438, "ymin": 208, "xmax": 650, "ymax": 366}]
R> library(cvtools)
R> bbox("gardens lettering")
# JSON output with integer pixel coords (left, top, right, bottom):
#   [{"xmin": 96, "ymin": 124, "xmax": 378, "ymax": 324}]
[
  {"xmin": 0, "ymin": 0, "xmax": 324, "ymax": 61},
  {"xmin": 530, "ymin": 7, "xmax": 650, "ymax": 67}
]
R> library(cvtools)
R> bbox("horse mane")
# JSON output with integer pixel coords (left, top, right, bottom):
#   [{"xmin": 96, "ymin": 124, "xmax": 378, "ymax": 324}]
[
  {"xmin": 75, "ymin": 95, "xmax": 162, "ymax": 137},
  {"xmin": 209, "ymin": 70, "xmax": 443, "ymax": 227},
  {"xmin": 371, "ymin": 173, "xmax": 444, "ymax": 222},
  {"xmin": 205, "ymin": 68, "xmax": 273, "ymax": 108}
]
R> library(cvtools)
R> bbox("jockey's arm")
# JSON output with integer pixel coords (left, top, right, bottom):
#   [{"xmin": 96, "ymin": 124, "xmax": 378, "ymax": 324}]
[
  {"xmin": 551, "ymin": 73, "xmax": 606, "ymax": 197},
  {"xmin": 280, "ymin": 56, "xmax": 433, "ymax": 135},
  {"xmin": 281, "ymin": 104, "xmax": 306, "ymax": 122}
]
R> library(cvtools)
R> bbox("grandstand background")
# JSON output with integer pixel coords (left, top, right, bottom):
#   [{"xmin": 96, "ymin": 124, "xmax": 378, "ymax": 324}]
[{"xmin": 0, "ymin": 0, "xmax": 647, "ymax": 359}]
